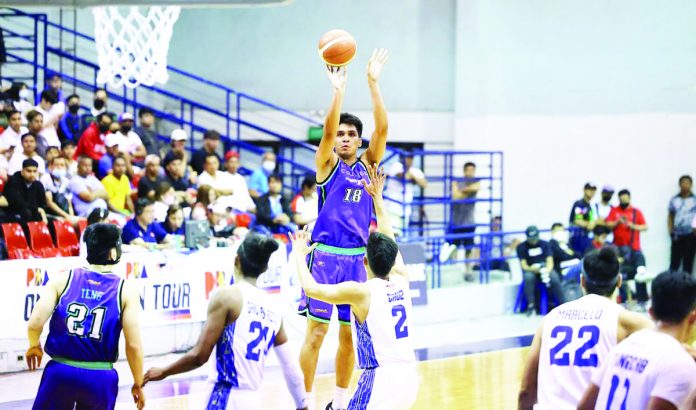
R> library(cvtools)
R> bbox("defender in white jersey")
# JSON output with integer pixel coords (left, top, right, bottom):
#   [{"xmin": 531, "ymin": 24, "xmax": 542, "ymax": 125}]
[
  {"xmin": 143, "ymin": 235, "xmax": 307, "ymax": 410},
  {"xmin": 291, "ymin": 164, "xmax": 418, "ymax": 410},
  {"xmin": 579, "ymin": 271, "xmax": 696, "ymax": 410},
  {"xmin": 518, "ymin": 247, "xmax": 653, "ymax": 410}
]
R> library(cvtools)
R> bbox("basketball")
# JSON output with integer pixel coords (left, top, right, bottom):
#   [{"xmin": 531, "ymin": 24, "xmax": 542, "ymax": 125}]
[{"xmin": 318, "ymin": 29, "xmax": 357, "ymax": 66}]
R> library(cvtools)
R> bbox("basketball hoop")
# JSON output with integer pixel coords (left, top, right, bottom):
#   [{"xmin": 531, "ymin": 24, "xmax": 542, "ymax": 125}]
[{"xmin": 92, "ymin": 6, "xmax": 181, "ymax": 89}]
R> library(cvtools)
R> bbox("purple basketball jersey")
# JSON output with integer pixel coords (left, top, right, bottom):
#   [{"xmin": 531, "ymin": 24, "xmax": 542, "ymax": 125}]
[
  {"xmin": 312, "ymin": 159, "xmax": 372, "ymax": 248},
  {"xmin": 45, "ymin": 267, "xmax": 124, "ymax": 363}
]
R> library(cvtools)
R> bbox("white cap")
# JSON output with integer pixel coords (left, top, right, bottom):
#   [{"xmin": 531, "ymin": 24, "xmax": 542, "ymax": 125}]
[
  {"xmin": 105, "ymin": 134, "xmax": 120, "ymax": 148},
  {"xmin": 171, "ymin": 129, "xmax": 187, "ymax": 141},
  {"xmin": 118, "ymin": 112, "xmax": 134, "ymax": 122}
]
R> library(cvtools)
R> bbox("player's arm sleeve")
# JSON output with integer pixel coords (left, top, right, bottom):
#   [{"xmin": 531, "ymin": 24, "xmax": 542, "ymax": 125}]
[
  {"xmin": 121, "ymin": 279, "xmax": 145, "ymax": 388},
  {"xmin": 273, "ymin": 323, "xmax": 307, "ymax": 409},
  {"xmin": 27, "ymin": 273, "xmax": 66, "ymax": 347},
  {"xmin": 518, "ymin": 322, "xmax": 543, "ymax": 410}
]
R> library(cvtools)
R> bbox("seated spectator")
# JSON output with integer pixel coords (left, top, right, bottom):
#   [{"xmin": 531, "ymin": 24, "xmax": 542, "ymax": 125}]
[
  {"xmin": 40, "ymin": 155, "xmax": 75, "ymax": 221},
  {"xmin": 61, "ymin": 139, "xmax": 77, "ymax": 177},
  {"xmin": 114, "ymin": 112, "xmax": 146, "ymax": 163},
  {"xmin": 197, "ymin": 153, "xmax": 234, "ymax": 198},
  {"xmin": 255, "ymin": 173, "xmax": 295, "ymax": 234},
  {"xmin": 45, "ymin": 72, "xmax": 65, "ymax": 102},
  {"xmin": 249, "ymin": 151, "xmax": 276, "ymax": 199},
  {"xmin": 134, "ymin": 107, "xmax": 162, "ymax": 156},
  {"xmin": 10, "ymin": 82, "xmax": 34, "ymax": 123},
  {"xmin": 584, "ymin": 225, "xmax": 611, "ymax": 255},
  {"xmin": 138, "ymin": 154, "xmax": 164, "ymax": 200},
  {"xmin": 159, "ymin": 204, "xmax": 185, "ymax": 236},
  {"xmin": 152, "ymin": 182, "xmax": 176, "ymax": 222},
  {"xmin": 223, "ymin": 150, "xmax": 256, "ymax": 213},
  {"xmin": 33, "ymin": 89, "xmax": 62, "ymax": 155},
  {"xmin": 70, "ymin": 155, "xmax": 110, "ymax": 217},
  {"xmin": 121, "ymin": 198, "xmax": 172, "ymax": 247},
  {"xmin": 44, "ymin": 146, "xmax": 61, "ymax": 164},
  {"xmin": 164, "ymin": 151, "xmax": 195, "ymax": 206},
  {"xmin": 4, "ymin": 158, "xmax": 47, "ymax": 224},
  {"xmin": 80, "ymin": 88, "xmax": 110, "ymax": 131},
  {"xmin": 292, "ymin": 175, "xmax": 318, "ymax": 230},
  {"xmin": 58, "ymin": 94, "xmax": 81, "ymax": 143},
  {"xmin": 488, "ymin": 215, "xmax": 520, "ymax": 272},
  {"xmin": 517, "ymin": 225, "xmax": 564, "ymax": 315},
  {"xmin": 97, "ymin": 134, "xmax": 121, "ymax": 179},
  {"xmin": 191, "ymin": 184, "xmax": 216, "ymax": 221},
  {"xmin": 190, "ymin": 129, "xmax": 221, "ymax": 175},
  {"xmin": 549, "ymin": 222, "xmax": 581, "ymax": 276},
  {"xmin": 0, "ymin": 110, "xmax": 27, "ymax": 155},
  {"xmin": 75, "ymin": 112, "xmax": 112, "ymax": 162},
  {"xmin": 163, "ymin": 129, "xmax": 191, "ymax": 170},
  {"xmin": 101, "ymin": 155, "xmax": 134, "ymax": 216},
  {"xmin": 8, "ymin": 132, "xmax": 45, "ymax": 175}
]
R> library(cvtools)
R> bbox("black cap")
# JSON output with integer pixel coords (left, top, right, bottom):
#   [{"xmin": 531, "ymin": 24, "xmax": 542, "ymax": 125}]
[
  {"xmin": 526, "ymin": 225, "xmax": 540, "ymax": 239},
  {"xmin": 584, "ymin": 182, "xmax": 597, "ymax": 190}
]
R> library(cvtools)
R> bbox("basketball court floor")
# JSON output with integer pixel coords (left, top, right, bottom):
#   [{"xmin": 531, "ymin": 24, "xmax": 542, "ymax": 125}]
[{"xmin": 0, "ymin": 313, "xmax": 539, "ymax": 409}]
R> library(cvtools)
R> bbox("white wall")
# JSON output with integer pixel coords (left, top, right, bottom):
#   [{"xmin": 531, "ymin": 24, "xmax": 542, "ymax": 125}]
[{"xmin": 455, "ymin": 113, "xmax": 696, "ymax": 271}]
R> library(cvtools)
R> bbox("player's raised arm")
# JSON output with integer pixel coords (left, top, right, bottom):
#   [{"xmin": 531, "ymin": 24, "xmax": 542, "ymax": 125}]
[
  {"xmin": 316, "ymin": 66, "xmax": 346, "ymax": 178},
  {"xmin": 518, "ymin": 321, "xmax": 544, "ymax": 410},
  {"xmin": 273, "ymin": 322, "xmax": 308, "ymax": 410},
  {"xmin": 26, "ymin": 272, "xmax": 69, "ymax": 371},
  {"xmin": 290, "ymin": 229, "xmax": 368, "ymax": 307},
  {"xmin": 121, "ymin": 280, "xmax": 145, "ymax": 410},
  {"xmin": 363, "ymin": 49, "xmax": 389, "ymax": 165},
  {"xmin": 143, "ymin": 287, "xmax": 241, "ymax": 384}
]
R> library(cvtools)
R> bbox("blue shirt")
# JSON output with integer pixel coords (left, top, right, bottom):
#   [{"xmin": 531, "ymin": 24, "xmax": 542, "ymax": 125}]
[
  {"xmin": 122, "ymin": 218, "xmax": 168, "ymax": 244},
  {"xmin": 158, "ymin": 221, "xmax": 184, "ymax": 236},
  {"xmin": 249, "ymin": 168, "xmax": 270, "ymax": 196},
  {"xmin": 98, "ymin": 153, "xmax": 115, "ymax": 179},
  {"xmin": 59, "ymin": 112, "xmax": 81, "ymax": 142}
]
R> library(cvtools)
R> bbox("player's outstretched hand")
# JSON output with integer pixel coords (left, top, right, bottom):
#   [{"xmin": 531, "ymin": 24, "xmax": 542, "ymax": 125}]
[
  {"xmin": 26, "ymin": 344, "xmax": 43, "ymax": 370},
  {"xmin": 326, "ymin": 65, "xmax": 347, "ymax": 92},
  {"xmin": 143, "ymin": 367, "xmax": 165, "ymax": 385},
  {"xmin": 289, "ymin": 227, "xmax": 317, "ymax": 257},
  {"xmin": 363, "ymin": 162, "xmax": 386, "ymax": 199},
  {"xmin": 132, "ymin": 384, "xmax": 145, "ymax": 410},
  {"xmin": 367, "ymin": 48, "xmax": 389, "ymax": 82}
]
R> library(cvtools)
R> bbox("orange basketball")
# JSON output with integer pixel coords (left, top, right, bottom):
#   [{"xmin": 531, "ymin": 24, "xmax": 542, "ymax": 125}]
[{"xmin": 318, "ymin": 29, "xmax": 357, "ymax": 67}]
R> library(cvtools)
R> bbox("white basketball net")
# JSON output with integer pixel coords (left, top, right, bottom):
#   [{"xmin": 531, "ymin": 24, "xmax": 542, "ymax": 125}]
[{"xmin": 93, "ymin": 6, "xmax": 181, "ymax": 89}]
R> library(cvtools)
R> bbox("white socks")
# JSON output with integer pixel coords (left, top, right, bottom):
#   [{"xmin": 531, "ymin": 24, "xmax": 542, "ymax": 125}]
[{"xmin": 333, "ymin": 386, "xmax": 350, "ymax": 409}]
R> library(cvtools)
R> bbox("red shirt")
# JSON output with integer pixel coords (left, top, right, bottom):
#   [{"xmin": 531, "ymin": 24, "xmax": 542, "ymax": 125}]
[
  {"xmin": 606, "ymin": 205, "xmax": 646, "ymax": 251},
  {"xmin": 74, "ymin": 122, "xmax": 108, "ymax": 161}
]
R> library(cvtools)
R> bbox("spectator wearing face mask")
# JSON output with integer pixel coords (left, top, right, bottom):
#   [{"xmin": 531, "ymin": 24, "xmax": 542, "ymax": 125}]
[
  {"xmin": 114, "ymin": 112, "xmax": 146, "ymax": 164},
  {"xmin": 80, "ymin": 88, "xmax": 111, "ymax": 132},
  {"xmin": 58, "ymin": 94, "xmax": 82, "ymax": 143},
  {"xmin": 548, "ymin": 222, "xmax": 581, "ymax": 277},
  {"xmin": 10, "ymin": 82, "xmax": 34, "ymax": 124},
  {"xmin": 189, "ymin": 129, "xmax": 221, "ymax": 175},
  {"xmin": 152, "ymin": 182, "xmax": 177, "ymax": 222},
  {"xmin": 248, "ymin": 151, "xmax": 276, "ymax": 199},
  {"xmin": 75, "ymin": 112, "xmax": 112, "ymax": 162},
  {"xmin": 40, "ymin": 155, "xmax": 76, "ymax": 222}
]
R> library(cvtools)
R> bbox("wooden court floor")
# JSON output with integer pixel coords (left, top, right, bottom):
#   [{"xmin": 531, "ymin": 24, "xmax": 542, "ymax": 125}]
[{"xmin": 130, "ymin": 347, "xmax": 529, "ymax": 409}]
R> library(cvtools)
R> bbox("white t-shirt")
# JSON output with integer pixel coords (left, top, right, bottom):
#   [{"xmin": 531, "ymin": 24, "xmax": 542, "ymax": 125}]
[
  {"xmin": 199, "ymin": 171, "xmax": 256, "ymax": 212},
  {"xmin": 593, "ymin": 329, "xmax": 696, "ymax": 409},
  {"xmin": 535, "ymin": 294, "xmax": 623, "ymax": 410},
  {"xmin": 8, "ymin": 151, "xmax": 46, "ymax": 175},
  {"xmin": 40, "ymin": 172, "xmax": 71, "ymax": 196},
  {"xmin": 69, "ymin": 174, "xmax": 108, "ymax": 217},
  {"xmin": 385, "ymin": 162, "xmax": 424, "ymax": 219},
  {"xmin": 0, "ymin": 126, "xmax": 28, "ymax": 151},
  {"xmin": 115, "ymin": 130, "xmax": 144, "ymax": 155},
  {"xmin": 292, "ymin": 193, "xmax": 318, "ymax": 230},
  {"xmin": 34, "ymin": 105, "xmax": 62, "ymax": 149}
]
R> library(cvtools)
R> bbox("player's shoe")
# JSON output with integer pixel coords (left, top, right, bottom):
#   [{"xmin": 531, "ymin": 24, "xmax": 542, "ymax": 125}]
[
  {"xmin": 325, "ymin": 402, "xmax": 334, "ymax": 410},
  {"xmin": 438, "ymin": 242, "xmax": 457, "ymax": 263}
]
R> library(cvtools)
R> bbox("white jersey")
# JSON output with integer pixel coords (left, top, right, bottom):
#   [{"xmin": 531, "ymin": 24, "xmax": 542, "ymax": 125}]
[
  {"xmin": 536, "ymin": 294, "xmax": 623, "ymax": 409},
  {"xmin": 212, "ymin": 282, "xmax": 282, "ymax": 391},
  {"xmin": 352, "ymin": 275, "xmax": 416, "ymax": 369},
  {"xmin": 593, "ymin": 329, "xmax": 696, "ymax": 409}
]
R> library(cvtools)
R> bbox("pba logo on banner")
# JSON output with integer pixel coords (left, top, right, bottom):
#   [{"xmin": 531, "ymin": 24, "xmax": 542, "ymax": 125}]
[
  {"xmin": 126, "ymin": 261, "xmax": 148, "ymax": 279},
  {"xmin": 26, "ymin": 267, "xmax": 49, "ymax": 287},
  {"xmin": 205, "ymin": 270, "xmax": 228, "ymax": 300}
]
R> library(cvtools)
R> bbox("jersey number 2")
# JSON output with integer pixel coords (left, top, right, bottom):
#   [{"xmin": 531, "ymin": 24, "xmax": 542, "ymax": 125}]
[
  {"xmin": 246, "ymin": 321, "xmax": 276, "ymax": 362},
  {"xmin": 66, "ymin": 303, "xmax": 106, "ymax": 341},
  {"xmin": 343, "ymin": 188, "xmax": 363, "ymax": 203},
  {"xmin": 549, "ymin": 325, "xmax": 599, "ymax": 367},
  {"xmin": 392, "ymin": 305, "xmax": 409, "ymax": 339}
]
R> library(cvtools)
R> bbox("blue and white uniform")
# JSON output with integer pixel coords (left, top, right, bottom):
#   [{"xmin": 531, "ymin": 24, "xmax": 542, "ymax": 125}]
[
  {"xmin": 349, "ymin": 274, "xmax": 419, "ymax": 410},
  {"xmin": 206, "ymin": 281, "xmax": 283, "ymax": 409}
]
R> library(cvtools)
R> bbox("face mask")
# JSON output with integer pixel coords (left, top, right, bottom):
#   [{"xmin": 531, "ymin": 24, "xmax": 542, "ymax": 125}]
[
  {"xmin": 51, "ymin": 168, "xmax": 66, "ymax": 179},
  {"xmin": 93, "ymin": 99, "xmax": 106, "ymax": 110},
  {"xmin": 120, "ymin": 125, "xmax": 132, "ymax": 134},
  {"xmin": 262, "ymin": 160, "xmax": 275, "ymax": 172},
  {"xmin": 552, "ymin": 230, "xmax": 569, "ymax": 244},
  {"xmin": 619, "ymin": 202, "xmax": 629, "ymax": 209},
  {"xmin": 19, "ymin": 89, "xmax": 30, "ymax": 100},
  {"xmin": 68, "ymin": 104, "xmax": 80, "ymax": 114},
  {"xmin": 98, "ymin": 123, "xmax": 110, "ymax": 134},
  {"xmin": 601, "ymin": 194, "xmax": 612, "ymax": 202}
]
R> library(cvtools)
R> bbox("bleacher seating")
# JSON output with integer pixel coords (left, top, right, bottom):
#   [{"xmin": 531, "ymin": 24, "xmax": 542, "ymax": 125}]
[
  {"xmin": 52, "ymin": 219, "xmax": 80, "ymax": 257},
  {"xmin": 27, "ymin": 222, "xmax": 64, "ymax": 258},
  {"xmin": 1, "ymin": 223, "xmax": 40, "ymax": 259}
]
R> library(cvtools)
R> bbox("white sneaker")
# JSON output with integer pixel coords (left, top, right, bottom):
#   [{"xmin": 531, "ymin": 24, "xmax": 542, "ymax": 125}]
[
  {"xmin": 634, "ymin": 268, "xmax": 654, "ymax": 283},
  {"xmin": 439, "ymin": 242, "xmax": 457, "ymax": 263}
]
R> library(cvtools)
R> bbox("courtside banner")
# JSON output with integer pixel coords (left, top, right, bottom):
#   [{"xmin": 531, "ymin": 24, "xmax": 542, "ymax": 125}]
[
  {"xmin": 399, "ymin": 243, "xmax": 428, "ymax": 306},
  {"xmin": 0, "ymin": 246, "xmax": 286, "ymax": 339}
]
